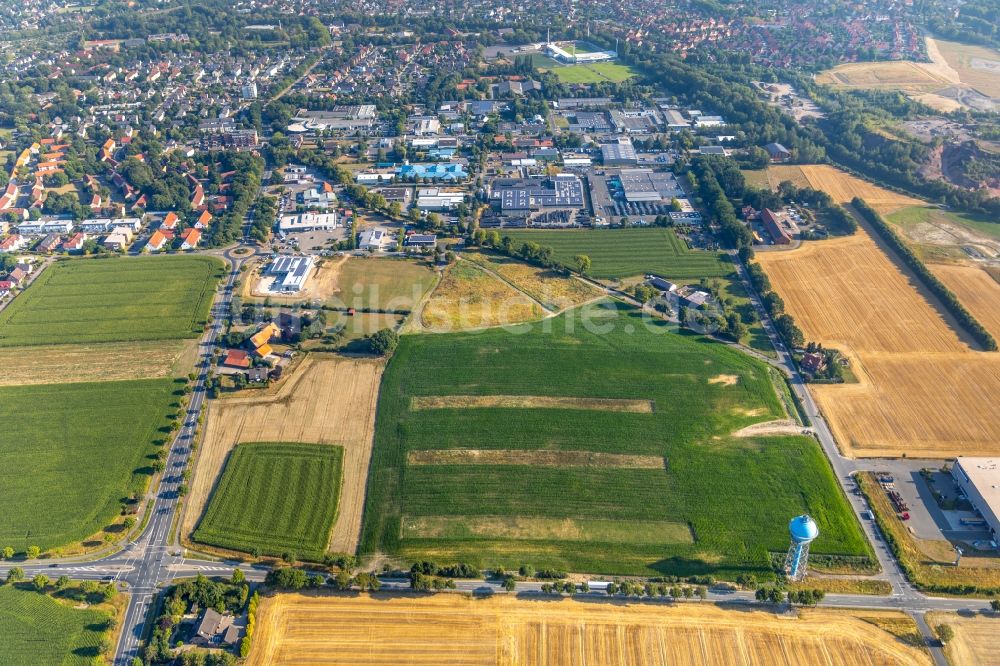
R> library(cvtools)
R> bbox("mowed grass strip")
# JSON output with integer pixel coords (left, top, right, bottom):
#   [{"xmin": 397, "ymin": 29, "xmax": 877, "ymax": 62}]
[
  {"xmin": 410, "ymin": 395, "xmax": 654, "ymax": 413},
  {"xmin": 194, "ymin": 443, "xmax": 343, "ymax": 560},
  {"xmin": 501, "ymin": 228, "xmax": 730, "ymax": 279},
  {"xmin": 0, "ymin": 378, "xmax": 178, "ymax": 551},
  {"xmin": 407, "ymin": 449, "xmax": 665, "ymax": 469},
  {"xmin": 0, "ymin": 585, "xmax": 110, "ymax": 666},
  {"xmin": 401, "ymin": 516, "xmax": 693, "ymax": 544},
  {"xmin": 361, "ymin": 304, "xmax": 868, "ymax": 576},
  {"xmin": 0, "ymin": 256, "xmax": 224, "ymax": 346}
]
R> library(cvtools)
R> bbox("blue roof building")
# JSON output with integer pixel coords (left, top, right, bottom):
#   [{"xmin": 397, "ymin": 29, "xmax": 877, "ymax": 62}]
[{"xmin": 396, "ymin": 162, "xmax": 467, "ymax": 181}]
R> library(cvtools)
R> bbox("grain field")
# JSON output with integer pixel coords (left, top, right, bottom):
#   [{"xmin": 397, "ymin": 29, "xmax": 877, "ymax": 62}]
[
  {"xmin": 183, "ymin": 355, "xmax": 383, "ymax": 554},
  {"xmin": 0, "ymin": 339, "xmax": 195, "ymax": 386},
  {"xmin": 757, "ymin": 228, "xmax": 1000, "ymax": 457},
  {"xmin": 247, "ymin": 593, "xmax": 930, "ymax": 666},
  {"xmin": 797, "ymin": 165, "xmax": 923, "ymax": 215},
  {"xmin": 926, "ymin": 612, "xmax": 1000, "ymax": 666},
  {"xmin": 932, "ymin": 264, "xmax": 1000, "ymax": 339}
]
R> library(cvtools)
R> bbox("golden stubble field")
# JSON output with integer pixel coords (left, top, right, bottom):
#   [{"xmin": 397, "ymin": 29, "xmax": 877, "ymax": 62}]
[
  {"xmin": 0, "ymin": 339, "xmax": 196, "ymax": 385},
  {"xmin": 926, "ymin": 612, "xmax": 1000, "ymax": 666},
  {"xmin": 761, "ymin": 165, "xmax": 922, "ymax": 215},
  {"xmin": 247, "ymin": 593, "xmax": 930, "ymax": 666},
  {"xmin": 931, "ymin": 264, "xmax": 1000, "ymax": 340},
  {"xmin": 183, "ymin": 354, "xmax": 383, "ymax": 553},
  {"xmin": 419, "ymin": 261, "xmax": 545, "ymax": 331},
  {"xmin": 758, "ymin": 228, "xmax": 1000, "ymax": 457}
]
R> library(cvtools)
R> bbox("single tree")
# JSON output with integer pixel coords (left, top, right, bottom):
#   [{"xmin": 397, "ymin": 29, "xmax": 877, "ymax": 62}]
[{"xmin": 573, "ymin": 254, "xmax": 591, "ymax": 274}]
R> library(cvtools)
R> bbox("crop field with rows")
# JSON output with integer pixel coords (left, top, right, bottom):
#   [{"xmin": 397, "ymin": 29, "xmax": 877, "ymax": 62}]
[
  {"xmin": 0, "ymin": 378, "xmax": 178, "ymax": 552},
  {"xmin": 0, "ymin": 256, "xmax": 224, "ymax": 346},
  {"xmin": 500, "ymin": 228, "xmax": 730, "ymax": 279},
  {"xmin": 361, "ymin": 302, "xmax": 868, "ymax": 576},
  {"xmin": 0, "ymin": 585, "xmax": 111, "ymax": 666},
  {"xmin": 194, "ymin": 442, "xmax": 344, "ymax": 560}
]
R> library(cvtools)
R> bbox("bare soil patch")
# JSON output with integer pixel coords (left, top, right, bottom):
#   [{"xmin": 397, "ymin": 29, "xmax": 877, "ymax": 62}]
[
  {"xmin": 401, "ymin": 516, "xmax": 692, "ymax": 543},
  {"xmin": 732, "ymin": 420, "xmax": 808, "ymax": 438},
  {"xmin": 183, "ymin": 354, "xmax": 383, "ymax": 554},
  {"xmin": 248, "ymin": 593, "xmax": 931, "ymax": 666},
  {"xmin": 708, "ymin": 374, "xmax": 739, "ymax": 386},
  {"xmin": 407, "ymin": 448, "xmax": 665, "ymax": 469},
  {"xmin": 410, "ymin": 394, "xmax": 654, "ymax": 413}
]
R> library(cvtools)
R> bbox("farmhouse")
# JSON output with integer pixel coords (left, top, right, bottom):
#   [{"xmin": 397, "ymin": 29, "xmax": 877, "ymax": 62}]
[
  {"xmin": 248, "ymin": 322, "xmax": 281, "ymax": 358},
  {"xmin": 222, "ymin": 349, "xmax": 251, "ymax": 369},
  {"xmin": 762, "ymin": 208, "xmax": 798, "ymax": 245},
  {"xmin": 279, "ymin": 212, "xmax": 339, "ymax": 233},
  {"xmin": 952, "ymin": 458, "xmax": 1000, "ymax": 542},
  {"xmin": 266, "ymin": 255, "xmax": 315, "ymax": 293},
  {"xmin": 800, "ymin": 352, "xmax": 826, "ymax": 374},
  {"xmin": 764, "ymin": 142, "xmax": 792, "ymax": 163},
  {"xmin": 193, "ymin": 609, "xmax": 242, "ymax": 647}
]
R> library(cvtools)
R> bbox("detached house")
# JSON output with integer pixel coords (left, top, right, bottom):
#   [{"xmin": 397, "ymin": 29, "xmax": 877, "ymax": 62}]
[{"xmin": 179, "ymin": 227, "xmax": 201, "ymax": 249}]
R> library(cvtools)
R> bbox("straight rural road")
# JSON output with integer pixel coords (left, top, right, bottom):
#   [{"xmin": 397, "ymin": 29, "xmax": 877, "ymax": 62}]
[{"xmin": 7, "ymin": 245, "xmax": 982, "ymax": 666}]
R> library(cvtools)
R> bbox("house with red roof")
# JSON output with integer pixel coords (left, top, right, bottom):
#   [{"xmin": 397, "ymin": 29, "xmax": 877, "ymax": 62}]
[{"xmin": 180, "ymin": 227, "xmax": 201, "ymax": 249}]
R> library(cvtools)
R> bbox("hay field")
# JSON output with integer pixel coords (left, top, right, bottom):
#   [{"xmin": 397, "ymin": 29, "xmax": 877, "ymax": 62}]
[
  {"xmin": 932, "ymin": 265, "xmax": 1000, "ymax": 339},
  {"xmin": 926, "ymin": 612, "xmax": 1000, "ymax": 666},
  {"xmin": 0, "ymin": 339, "xmax": 196, "ymax": 385},
  {"xmin": 757, "ymin": 229, "xmax": 1000, "ymax": 457},
  {"xmin": 247, "ymin": 593, "xmax": 930, "ymax": 666},
  {"xmin": 420, "ymin": 262, "xmax": 544, "ymax": 331},
  {"xmin": 184, "ymin": 355, "xmax": 382, "ymax": 555},
  {"xmin": 463, "ymin": 252, "xmax": 603, "ymax": 312}
]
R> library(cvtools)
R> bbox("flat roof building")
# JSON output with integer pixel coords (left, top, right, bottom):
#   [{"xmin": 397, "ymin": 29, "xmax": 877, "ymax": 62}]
[
  {"xmin": 491, "ymin": 174, "xmax": 584, "ymax": 213},
  {"xmin": 619, "ymin": 169, "xmax": 683, "ymax": 203},
  {"xmin": 278, "ymin": 212, "xmax": 338, "ymax": 233},
  {"xmin": 266, "ymin": 255, "xmax": 315, "ymax": 293},
  {"xmin": 601, "ymin": 138, "xmax": 638, "ymax": 166},
  {"xmin": 953, "ymin": 458, "xmax": 1000, "ymax": 542}
]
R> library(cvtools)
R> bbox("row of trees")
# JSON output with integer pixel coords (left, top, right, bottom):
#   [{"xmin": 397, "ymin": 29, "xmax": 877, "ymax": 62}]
[
  {"xmin": 853, "ymin": 198, "xmax": 997, "ymax": 351},
  {"xmin": 754, "ymin": 586, "xmax": 826, "ymax": 606},
  {"xmin": 746, "ymin": 260, "xmax": 805, "ymax": 348}
]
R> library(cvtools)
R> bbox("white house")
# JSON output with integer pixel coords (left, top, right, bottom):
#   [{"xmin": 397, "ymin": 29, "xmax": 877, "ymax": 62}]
[{"xmin": 358, "ymin": 227, "xmax": 395, "ymax": 252}]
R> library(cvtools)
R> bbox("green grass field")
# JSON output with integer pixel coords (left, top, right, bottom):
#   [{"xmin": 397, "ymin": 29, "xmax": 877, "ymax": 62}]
[
  {"xmin": 360, "ymin": 303, "xmax": 868, "ymax": 577},
  {"xmin": 0, "ymin": 378, "xmax": 178, "ymax": 552},
  {"xmin": 887, "ymin": 205, "xmax": 1000, "ymax": 242},
  {"xmin": 549, "ymin": 62, "xmax": 637, "ymax": 84},
  {"xmin": 194, "ymin": 443, "xmax": 343, "ymax": 560},
  {"xmin": 0, "ymin": 585, "xmax": 111, "ymax": 666},
  {"xmin": 330, "ymin": 257, "xmax": 437, "ymax": 312},
  {"xmin": 501, "ymin": 228, "xmax": 731, "ymax": 280},
  {"xmin": 0, "ymin": 256, "xmax": 224, "ymax": 347}
]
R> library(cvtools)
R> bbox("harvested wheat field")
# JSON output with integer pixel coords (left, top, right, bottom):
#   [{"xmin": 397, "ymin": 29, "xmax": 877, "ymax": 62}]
[
  {"xmin": 0, "ymin": 339, "xmax": 196, "ymax": 385},
  {"xmin": 926, "ymin": 612, "xmax": 1000, "ymax": 666},
  {"xmin": 797, "ymin": 165, "xmax": 922, "ymax": 215},
  {"xmin": 420, "ymin": 262, "xmax": 544, "ymax": 331},
  {"xmin": 184, "ymin": 354, "xmax": 383, "ymax": 554},
  {"xmin": 757, "ymin": 229, "xmax": 1000, "ymax": 457},
  {"xmin": 247, "ymin": 593, "xmax": 930, "ymax": 666},
  {"xmin": 932, "ymin": 265, "xmax": 1000, "ymax": 339}
]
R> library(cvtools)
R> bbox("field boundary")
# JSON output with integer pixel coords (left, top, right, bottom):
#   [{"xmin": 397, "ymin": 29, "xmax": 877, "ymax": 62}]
[
  {"xmin": 410, "ymin": 394, "xmax": 655, "ymax": 413},
  {"xmin": 407, "ymin": 449, "xmax": 666, "ymax": 469}
]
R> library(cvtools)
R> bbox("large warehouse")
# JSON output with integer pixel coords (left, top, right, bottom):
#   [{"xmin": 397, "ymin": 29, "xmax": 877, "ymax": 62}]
[
  {"xmin": 266, "ymin": 255, "xmax": 315, "ymax": 293},
  {"xmin": 491, "ymin": 174, "xmax": 584, "ymax": 214},
  {"xmin": 952, "ymin": 457, "xmax": 1000, "ymax": 542},
  {"xmin": 618, "ymin": 169, "xmax": 684, "ymax": 203}
]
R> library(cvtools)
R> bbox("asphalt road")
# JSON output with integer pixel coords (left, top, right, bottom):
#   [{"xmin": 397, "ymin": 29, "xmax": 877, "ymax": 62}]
[{"xmin": 6, "ymin": 245, "xmax": 983, "ymax": 666}]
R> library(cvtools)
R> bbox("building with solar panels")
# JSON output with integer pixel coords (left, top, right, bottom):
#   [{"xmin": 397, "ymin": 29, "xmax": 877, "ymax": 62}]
[
  {"xmin": 266, "ymin": 255, "xmax": 316, "ymax": 293},
  {"xmin": 490, "ymin": 174, "xmax": 585, "ymax": 216}
]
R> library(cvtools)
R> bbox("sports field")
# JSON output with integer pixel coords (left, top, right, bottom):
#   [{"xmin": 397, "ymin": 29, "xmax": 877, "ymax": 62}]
[
  {"xmin": 0, "ymin": 585, "xmax": 112, "ymax": 666},
  {"xmin": 361, "ymin": 303, "xmax": 868, "ymax": 576},
  {"xmin": 194, "ymin": 443, "xmax": 343, "ymax": 560},
  {"xmin": 463, "ymin": 251, "xmax": 602, "ymax": 312},
  {"xmin": 757, "ymin": 229, "xmax": 1000, "ymax": 457},
  {"xmin": 500, "ymin": 228, "xmax": 731, "ymax": 280},
  {"xmin": 0, "ymin": 378, "xmax": 176, "ymax": 552},
  {"xmin": 420, "ymin": 262, "xmax": 545, "ymax": 331},
  {"xmin": 185, "ymin": 355, "xmax": 382, "ymax": 555},
  {"xmin": 247, "ymin": 593, "xmax": 930, "ymax": 666},
  {"xmin": 0, "ymin": 256, "xmax": 224, "ymax": 346},
  {"xmin": 549, "ymin": 62, "xmax": 637, "ymax": 84}
]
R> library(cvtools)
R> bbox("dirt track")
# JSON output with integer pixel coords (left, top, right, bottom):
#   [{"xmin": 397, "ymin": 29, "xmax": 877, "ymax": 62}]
[
  {"xmin": 183, "ymin": 354, "xmax": 383, "ymax": 554},
  {"xmin": 248, "ymin": 593, "xmax": 931, "ymax": 666}
]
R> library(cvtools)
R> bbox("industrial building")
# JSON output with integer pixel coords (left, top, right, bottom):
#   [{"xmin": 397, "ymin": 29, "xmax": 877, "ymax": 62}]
[
  {"xmin": 601, "ymin": 138, "xmax": 638, "ymax": 166},
  {"xmin": 278, "ymin": 212, "xmax": 339, "ymax": 233},
  {"xmin": 952, "ymin": 458, "xmax": 1000, "ymax": 541},
  {"xmin": 490, "ymin": 174, "xmax": 585, "ymax": 214},
  {"xmin": 544, "ymin": 41, "xmax": 616, "ymax": 64},
  {"xmin": 266, "ymin": 255, "xmax": 315, "ymax": 293},
  {"xmin": 618, "ymin": 169, "xmax": 684, "ymax": 203}
]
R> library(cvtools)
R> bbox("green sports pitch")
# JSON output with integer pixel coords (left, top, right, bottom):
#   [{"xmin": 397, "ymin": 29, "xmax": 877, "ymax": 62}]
[{"xmin": 360, "ymin": 303, "xmax": 869, "ymax": 577}]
